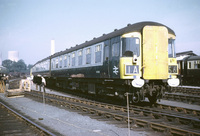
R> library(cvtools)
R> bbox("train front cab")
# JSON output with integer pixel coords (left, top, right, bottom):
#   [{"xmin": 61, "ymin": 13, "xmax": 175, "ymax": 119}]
[{"xmin": 120, "ymin": 25, "xmax": 179, "ymax": 103}]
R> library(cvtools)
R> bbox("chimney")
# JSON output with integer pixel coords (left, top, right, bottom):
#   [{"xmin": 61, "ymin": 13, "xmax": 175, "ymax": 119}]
[{"xmin": 51, "ymin": 40, "xmax": 55, "ymax": 55}]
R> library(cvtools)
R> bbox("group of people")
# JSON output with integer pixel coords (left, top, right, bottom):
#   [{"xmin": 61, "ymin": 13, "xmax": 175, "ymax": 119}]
[{"xmin": 33, "ymin": 75, "xmax": 46, "ymax": 92}]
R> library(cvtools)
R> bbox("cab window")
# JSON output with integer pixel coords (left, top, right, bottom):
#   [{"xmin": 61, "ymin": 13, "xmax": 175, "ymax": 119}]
[
  {"xmin": 122, "ymin": 37, "xmax": 140, "ymax": 57},
  {"xmin": 168, "ymin": 39, "xmax": 176, "ymax": 58}
]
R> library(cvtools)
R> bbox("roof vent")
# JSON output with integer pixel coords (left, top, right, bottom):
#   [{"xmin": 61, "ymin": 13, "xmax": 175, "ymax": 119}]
[
  {"xmin": 85, "ymin": 41, "xmax": 88, "ymax": 43},
  {"xmin": 127, "ymin": 23, "xmax": 131, "ymax": 26},
  {"xmin": 93, "ymin": 37, "xmax": 96, "ymax": 39},
  {"xmin": 102, "ymin": 34, "xmax": 106, "ymax": 36},
  {"xmin": 114, "ymin": 29, "xmax": 118, "ymax": 31}
]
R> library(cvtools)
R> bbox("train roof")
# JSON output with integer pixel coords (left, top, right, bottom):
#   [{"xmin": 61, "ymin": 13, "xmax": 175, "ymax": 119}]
[
  {"xmin": 187, "ymin": 56, "xmax": 200, "ymax": 61},
  {"xmin": 33, "ymin": 21, "xmax": 175, "ymax": 66}
]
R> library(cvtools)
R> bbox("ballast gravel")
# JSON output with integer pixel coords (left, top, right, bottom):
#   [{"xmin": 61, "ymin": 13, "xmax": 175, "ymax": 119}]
[{"xmin": 0, "ymin": 93, "xmax": 158, "ymax": 136}]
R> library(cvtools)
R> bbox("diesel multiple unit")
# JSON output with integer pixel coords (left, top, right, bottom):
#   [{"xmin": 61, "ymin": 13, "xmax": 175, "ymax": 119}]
[
  {"xmin": 178, "ymin": 55, "xmax": 200, "ymax": 85},
  {"xmin": 31, "ymin": 22, "xmax": 179, "ymax": 104}
]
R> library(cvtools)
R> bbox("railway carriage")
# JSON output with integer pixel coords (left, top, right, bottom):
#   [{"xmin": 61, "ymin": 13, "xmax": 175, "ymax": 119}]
[
  {"xmin": 178, "ymin": 56, "xmax": 200, "ymax": 85},
  {"xmin": 31, "ymin": 21, "xmax": 179, "ymax": 104}
]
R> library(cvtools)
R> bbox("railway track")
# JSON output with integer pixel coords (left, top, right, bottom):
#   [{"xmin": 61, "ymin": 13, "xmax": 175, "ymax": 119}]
[
  {"xmin": 163, "ymin": 92, "xmax": 200, "ymax": 104},
  {"xmin": 25, "ymin": 90, "xmax": 200, "ymax": 136},
  {"xmin": 171, "ymin": 86, "xmax": 200, "ymax": 95},
  {"xmin": 163, "ymin": 86, "xmax": 200, "ymax": 104},
  {"xmin": 0, "ymin": 101, "xmax": 55, "ymax": 136}
]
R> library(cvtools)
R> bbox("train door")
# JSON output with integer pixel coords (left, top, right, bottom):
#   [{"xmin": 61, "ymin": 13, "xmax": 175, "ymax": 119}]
[
  {"xmin": 103, "ymin": 40, "xmax": 110, "ymax": 78},
  {"xmin": 110, "ymin": 36, "xmax": 120, "ymax": 78},
  {"xmin": 142, "ymin": 26, "xmax": 168, "ymax": 79}
]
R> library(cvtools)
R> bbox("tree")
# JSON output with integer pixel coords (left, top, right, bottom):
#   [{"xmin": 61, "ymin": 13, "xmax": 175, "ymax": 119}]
[
  {"xmin": 2, "ymin": 59, "xmax": 28, "ymax": 74},
  {"xmin": 2, "ymin": 60, "xmax": 13, "ymax": 71},
  {"xmin": 27, "ymin": 64, "xmax": 33, "ymax": 70}
]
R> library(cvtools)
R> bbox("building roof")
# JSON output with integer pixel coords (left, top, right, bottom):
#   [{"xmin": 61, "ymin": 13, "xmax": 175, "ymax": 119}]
[
  {"xmin": 176, "ymin": 51, "xmax": 197, "ymax": 57},
  {"xmin": 187, "ymin": 56, "xmax": 200, "ymax": 61}
]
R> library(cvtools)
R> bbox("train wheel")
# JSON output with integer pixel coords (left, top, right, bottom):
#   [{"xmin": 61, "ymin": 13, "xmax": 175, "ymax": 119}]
[
  {"xmin": 131, "ymin": 92, "xmax": 140, "ymax": 104},
  {"xmin": 148, "ymin": 95, "xmax": 157, "ymax": 104}
]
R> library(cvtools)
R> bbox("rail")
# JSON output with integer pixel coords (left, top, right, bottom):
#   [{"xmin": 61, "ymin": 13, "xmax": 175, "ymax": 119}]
[
  {"xmin": 0, "ymin": 101, "xmax": 56, "ymax": 136},
  {"xmin": 25, "ymin": 90, "xmax": 200, "ymax": 136}
]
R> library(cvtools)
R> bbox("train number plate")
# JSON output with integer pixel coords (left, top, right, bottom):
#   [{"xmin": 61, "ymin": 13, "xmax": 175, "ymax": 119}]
[{"xmin": 125, "ymin": 65, "xmax": 139, "ymax": 75}]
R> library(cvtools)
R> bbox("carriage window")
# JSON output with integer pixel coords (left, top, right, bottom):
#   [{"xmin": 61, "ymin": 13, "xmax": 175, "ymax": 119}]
[
  {"xmin": 56, "ymin": 58, "xmax": 59, "ymax": 68},
  {"xmin": 168, "ymin": 39, "xmax": 176, "ymax": 58},
  {"xmin": 78, "ymin": 50, "xmax": 82, "ymax": 65},
  {"xmin": 104, "ymin": 45, "xmax": 109, "ymax": 60},
  {"xmin": 86, "ymin": 48, "xmax": 91, "ymax": 64},
  {"xmin": 95, "ymin": 45, "xmax": 101, "ymax": 63},
  {"xmin": 68, "ymin": 55, "xmax": 71, "ymax": 67},
  {"xmin": 122, "ymin": 37, "xmax": 140, "ymax": 57},
  {"xmin": 188, "ymin": 62, "xmax": 191, "ymax": 69},
  {"xmin": 51, "ymin": 60, "xmax": 54, "ymax": 69},
  {"xmin": 64, "ymin": 55, "xmax": 67, "ymax": 67},
  {"xmin": 112, "ymin": 42, "xmax": 120, "ymax": 57},
  {"xmin": 72, "ymin": 53, "xmax": 75, "ymax": 66},
  {"xmin": 194, "ymin": 61, "xmax": 200, "ymax": 69},
  {"xmin": 59, "ymin": 57, "xmax": 62, "ymax": 68}
]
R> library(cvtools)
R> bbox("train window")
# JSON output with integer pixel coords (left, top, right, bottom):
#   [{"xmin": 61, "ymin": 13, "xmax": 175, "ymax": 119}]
[
  {"xmin": 56, "ymin": 58, "xmax": 59, "ymax": 68},
  {"xmin": 104, "ymin": 45, "xmax": 109, "ymax": 60},
  {"xmin": 112, "ymin": 42, "xmax": 120, "ymax": 57},
  {"xmin": 86, "ymin": 48, "xmax": 91, "ymax": 64},
  {"xmin": 64, "ymin": 55, "xmax": 67, "ymax": 67},
  {"xmin": 72, "ymin": 53, "xmax": 75, "ymax": 66},
  {"xmin": 68, "ymin": 55, "xmax": 71, "ymax": 67},
  {"xmin": 59, "ymin": 57, "xmax": 62, "ymax": 68},
  {"xmin": 188, "ymin": 62, "xmax": 191, "ymax": 69},
  {"xmin": 122, "ymin": 37, "xmax": 140, "ymax": 57},
  {"xmin": 53, "ymin": 59, "xmax": 55, "ymax": 69},
  {"xmin": 51, "ymin": 61, "xmax": 53, "ymax": 69},
  {"xmin": 78, "ymin": 50, "xmax": 82, "ymax": 65},
  {"xmin": 194, "ymin": 61, "xmax": 200, "ymax": 69},
  {"xmin": 168, "ymin": 39, "xmax": 176, "ymax": 58},
  {"xmin": 95, "ymin": 45, "xmax": 101, "ymax": 52},
  {"xmin": 95, "ymin": 45, "xmax": 101, "ymax": 63}
]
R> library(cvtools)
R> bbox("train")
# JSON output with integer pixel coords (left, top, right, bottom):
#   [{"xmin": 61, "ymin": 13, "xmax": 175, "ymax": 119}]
[
  {"xmin": 31, "ymin": 21, "xmax": 180, "ymax": 104},
  {"xmin": 178, "ymin": 55, "xmax": 200, "ymax": 86}
]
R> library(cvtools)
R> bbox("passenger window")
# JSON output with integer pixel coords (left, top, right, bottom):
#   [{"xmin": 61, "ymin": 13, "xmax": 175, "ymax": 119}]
[
  {"xmin": 59, "ymin": 57, "xmax": 62, "ymax": 68},
  {"xmin": 112, "ymin": 42, "xmax": 120, "ymax": 57},
  {"xmin": 68, "ymin": 55, "xmax": 71, "ymax": 67},
  {"xmin": 86, "ymin": 48, "xmax": 91, "ymax": 64},
  {"xmin": 104, "ymin": 45, "xmax": 109, "ymax": 60},
  {"xmin": 64, "ymin": 55, "xmax": 67, "ymax": 67},
  {"xmin": 95, "ymin": 45, "xmax": 101, "ymax": 63},
  {"xmin": 72, "ymin": 53, "xmax": 75, "ymax": 66},
  {"xmin": 78, "ymin": 50, "xmax": 82, "ymax": 65},
  {"xmin": 188, "ymin": 62, "xmax": 191, "ymax": 69},
  {"xmin": 56, "ymin": 58, "xmax": 58, "ymax": 68}
]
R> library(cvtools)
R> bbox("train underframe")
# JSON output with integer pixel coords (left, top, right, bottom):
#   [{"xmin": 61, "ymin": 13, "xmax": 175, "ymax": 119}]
[{"xmin": 40, "ymin": 76, "xmax": 168, "ymax": 104}]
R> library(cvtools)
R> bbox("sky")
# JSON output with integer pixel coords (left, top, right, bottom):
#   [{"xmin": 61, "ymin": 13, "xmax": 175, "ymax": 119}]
[{"xmin": 0, "ymin": 0, "xmax": 200, "ymax": 65}]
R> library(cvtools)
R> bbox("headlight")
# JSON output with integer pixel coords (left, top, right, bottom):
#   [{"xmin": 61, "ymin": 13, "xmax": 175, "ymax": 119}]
[{"xmin": 168, "ymin": 65, "xmax": 177, "ymax": 73}]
